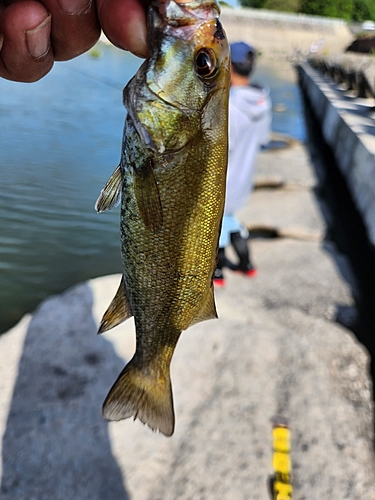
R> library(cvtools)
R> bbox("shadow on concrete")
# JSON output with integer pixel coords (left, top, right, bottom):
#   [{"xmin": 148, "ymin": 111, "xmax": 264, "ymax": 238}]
[{"xmin": 0, "ymin": 283, "xmax": 129, "ymax": 499}]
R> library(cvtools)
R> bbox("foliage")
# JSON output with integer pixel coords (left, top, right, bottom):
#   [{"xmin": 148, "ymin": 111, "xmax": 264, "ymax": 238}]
[
  {"xmin": 239, "ymin": 0, "xmax": 267, "ymax": 8},
  {"xmin": 299, "ymin": 0, "xmax": 354, "ymax": 19},
  {"xmin": 352, "ymin": 0, "xmax": 375, "ymax": 21},
  {"xmin": 238, "ymin": 0, "xmax": 375, "ymax": 21},
  {"xmin": 263, "ymin": 0, "xmax": 300, "ymax": 12}
]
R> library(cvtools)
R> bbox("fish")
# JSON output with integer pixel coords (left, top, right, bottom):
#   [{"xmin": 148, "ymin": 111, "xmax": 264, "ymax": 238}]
[{"xmin": 95, "ymin": 0, "xmax": 230, "ymax": 436}]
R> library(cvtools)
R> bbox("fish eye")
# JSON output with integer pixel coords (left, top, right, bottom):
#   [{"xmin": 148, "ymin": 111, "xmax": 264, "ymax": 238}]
[{"xmin": 194, "ymin": 48, "xmax": 218, "ymax": 79}]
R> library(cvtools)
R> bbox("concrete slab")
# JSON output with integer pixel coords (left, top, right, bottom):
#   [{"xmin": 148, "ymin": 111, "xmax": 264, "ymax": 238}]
[
  {"xmin": 0, "ymin": 123, "xmax": 374, "ymax": 498},
  {"xmin": 0, "ymin": 249, "xmax": 372, "ymax": 499},
  {"xmin": 241, "ymin": 238, "xmax": 354, "ymax": 321},
  {"xmin": 238, "ymin": 189, "xmax": 325, "ymax": 241},
  {"xmin": 255, "ymin": 142, "xmax": 317, "ymax": 189}
]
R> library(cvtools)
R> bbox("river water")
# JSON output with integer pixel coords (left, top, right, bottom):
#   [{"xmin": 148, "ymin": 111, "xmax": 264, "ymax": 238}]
[{"xmin": 0, "ymin": 44, "xmax": 305, "ymax": 333}]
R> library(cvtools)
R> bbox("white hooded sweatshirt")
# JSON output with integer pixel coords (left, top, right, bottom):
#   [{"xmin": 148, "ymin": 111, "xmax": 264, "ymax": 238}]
[{"xmin": 224, "ymin": 83, "xmax": 272, "ymax": 215}]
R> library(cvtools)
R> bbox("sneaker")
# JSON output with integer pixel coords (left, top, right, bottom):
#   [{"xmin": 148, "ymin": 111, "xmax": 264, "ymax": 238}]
[
  {"xmin": 233, "ymin": 266, "xmax": 257, "ymax": 278},
  {"xmin": 241, "ymin": 268, "xmax": 257, "ymax": 278},
  {"xmin": 213, "ymin": 268, "xmax": 225, "ymax": 287}
]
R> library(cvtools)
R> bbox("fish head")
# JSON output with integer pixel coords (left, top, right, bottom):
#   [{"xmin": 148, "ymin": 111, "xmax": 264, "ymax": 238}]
[{"xmin": 126, "ymin": 0, "xmax": 230, "ymax": 154}]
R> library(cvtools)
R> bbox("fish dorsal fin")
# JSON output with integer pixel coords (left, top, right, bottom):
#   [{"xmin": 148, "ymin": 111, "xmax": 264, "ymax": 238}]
[
  {"xmin": 188, "ymin": 285, "xmax": 218, "ymax": 329},
  {"xmin": 95, "ymin": 165, "xmax": 122, "ymax": 213},
  {"xmin": 98, "ymin": 276, "xmax": 133, "ymax": 334},
  {"xmin": 134, "ymin": 159, "xmax": 163, "ymax": 232}
]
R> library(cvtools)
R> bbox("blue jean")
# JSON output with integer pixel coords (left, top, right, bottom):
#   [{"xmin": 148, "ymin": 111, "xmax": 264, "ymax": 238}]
[{"xmin": 219, "ymin": 214, "xmax": 248, "ymax": 248}]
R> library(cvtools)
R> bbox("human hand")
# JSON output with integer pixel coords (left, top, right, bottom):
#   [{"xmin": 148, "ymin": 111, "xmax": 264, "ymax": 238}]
[{"xmin": 0, "ymin": 0, "xmax": 148, "ymax": 82}]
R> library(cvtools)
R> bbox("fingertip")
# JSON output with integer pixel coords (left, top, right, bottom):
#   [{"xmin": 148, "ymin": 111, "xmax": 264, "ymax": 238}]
[
  {"xmin": 48, "ymin": 0, "xmax": 101, "ymax": 61},
  {"xmin": 0, "ymin": 1, "xmax": 51, "ymax": 35},
  {"xmin": 97, "ymin": 0, "xmax": 148, "ymax": 58},
  {"xmin": 0, "ymin": 2, "xmax": 54, "ymax": 82}
]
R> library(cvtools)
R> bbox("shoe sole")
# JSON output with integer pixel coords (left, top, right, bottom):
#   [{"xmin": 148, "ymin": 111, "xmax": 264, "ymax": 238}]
[
  {"xmin": 233, "ymin": 268, "xmax": 257, "ymax": 278},
  {"xmin": 213, "ymin": 279, "xmax": 226, "ymax": 287}
]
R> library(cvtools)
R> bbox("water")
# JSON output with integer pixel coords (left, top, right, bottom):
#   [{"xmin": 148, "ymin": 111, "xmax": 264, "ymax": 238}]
[
  {"xmin": 0, "ymin": 46, "xmax": 305, "ymax": 333},
  {"xmin": 255, "ymin": 59, "xmax": 306, "ymax": 143}
]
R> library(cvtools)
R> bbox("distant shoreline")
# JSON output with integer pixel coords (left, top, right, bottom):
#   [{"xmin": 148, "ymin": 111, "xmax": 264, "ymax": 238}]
[{"xmin": 221, "ymin": 7, "xmax": 354, "ymax": 58}]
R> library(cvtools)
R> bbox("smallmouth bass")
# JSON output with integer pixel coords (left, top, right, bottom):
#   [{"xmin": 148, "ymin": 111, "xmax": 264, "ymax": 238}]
[{"xmin": 96, "ymin": 0, "xmax": 230, "ymax": 436}]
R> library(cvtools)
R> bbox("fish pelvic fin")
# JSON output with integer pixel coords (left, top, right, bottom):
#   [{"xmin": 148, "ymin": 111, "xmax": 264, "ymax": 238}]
[
  {"xmin": 103, "ymin": 358, "xmax": 175, "ymax": 436},
  {"xmin": 188, "ymin": 284, "xmax": 218, "ymax": 328},
  {"xmin": 98, "ymin": 276, "xmax": 133, "ymax": 334},
  {"xmin": 95, "ymin": 165, "xmax": 122, "ymax": 213}
]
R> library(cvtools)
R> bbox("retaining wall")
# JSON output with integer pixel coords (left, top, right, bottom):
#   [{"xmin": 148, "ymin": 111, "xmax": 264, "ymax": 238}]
[
  {"xmin": 298, "ymin": 62, "xmax": 375, "ymax": 246},
  {"xmin": 221, "ymin": 8, "xmax": 353, "ymax": 58}
]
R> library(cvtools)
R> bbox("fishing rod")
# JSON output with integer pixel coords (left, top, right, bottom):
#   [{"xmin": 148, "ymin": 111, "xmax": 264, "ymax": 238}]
[{"xmin": 268, "ymin": 416, "xmax": 293, "ymax": 500}]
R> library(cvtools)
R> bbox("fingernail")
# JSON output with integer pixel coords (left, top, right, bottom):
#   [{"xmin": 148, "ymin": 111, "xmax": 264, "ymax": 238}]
[
  {"xmin": 25, "ymin": 14, "xmax": 51, "ymax": 59},
  {"xmin": 132, "ymin": 50, "xmax": 147, "ymax": 59},
  {"xmin": 57, "ymin": 0, "xmax": 92, "ymax": 15}
]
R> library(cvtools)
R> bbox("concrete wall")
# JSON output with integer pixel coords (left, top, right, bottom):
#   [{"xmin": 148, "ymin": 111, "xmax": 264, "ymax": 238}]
[
  {"xmin": 298, "ymin": 62, "xmax": 375, "ymax": 246},
  {"xmin": 221, "ymin": 8, "xmax": 354, "ymax": 58}
]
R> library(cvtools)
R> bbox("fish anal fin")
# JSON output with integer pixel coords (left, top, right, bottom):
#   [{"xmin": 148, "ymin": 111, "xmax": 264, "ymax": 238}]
[
  {"xmin": 95, "ymin": 165, "xmax": 122, "ymax": 213},
  {"xmin": 188, "ymin": 285, "xmax": 218, "ymax": 328},
  {"xmin": 103, "ymin": 358, "xmax": 175, "ymax": 436},
  {"xmin": 134, "ymin": 159, "xmax": 163, "ymax": 232},
  {"xmin": 98, "ymin": 276, "xmax": 133, "ymax": 334}
]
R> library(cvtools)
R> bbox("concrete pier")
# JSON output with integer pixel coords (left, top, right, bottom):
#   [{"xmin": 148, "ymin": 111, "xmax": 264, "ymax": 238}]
[
  {"xmin": 298, "ymin": 61, "xmax": 375, "ymax": 246},
  {"xmin": 1, "ymin": 137, "xmax": 374, "ymax": 499},
  {"xmin": 0, "ymin": 6, "xmax": 374, "ymax": 497}
]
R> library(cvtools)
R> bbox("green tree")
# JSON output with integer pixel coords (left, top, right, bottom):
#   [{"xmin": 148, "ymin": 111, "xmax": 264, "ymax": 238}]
[
  {"xmin": 238, "ymin": 0, "xmax": 375, "ymax": 20},
  {"xmin": 238, "ymin": 0, "xmax": 267, "ymax": 8},
  {"xmin": 299, "ymin": 0, "xmax": 328, "ymax": 16},
  {"xmin": 324, "ymin": 0, "xmax": 354, "ymax": 19},
  {"xmin": 300, "ymin": 0, "xmax": 353, "ymax": 19},
  {"xmin": 263, "ymin": 0, "xmax": 300, "ymax": 12},
  {"xmin": 352, "ymin": 0, "xmax": 375, "ymax": 21}
]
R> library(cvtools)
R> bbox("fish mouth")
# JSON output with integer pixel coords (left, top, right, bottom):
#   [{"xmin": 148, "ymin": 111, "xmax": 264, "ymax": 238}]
[
  {"xmin": 148, "ymin": 0, "xmax": 225, "ymax": 46},
  {"xmin": 151, "ymin": 0, "xmax": 220, "ymax": 28}
]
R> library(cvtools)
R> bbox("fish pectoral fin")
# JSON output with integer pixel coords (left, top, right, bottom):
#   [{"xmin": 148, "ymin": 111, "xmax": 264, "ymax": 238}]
[
  {"xmin": 134, "ymin": 159, "xmax": 163, "ymax": 232},
  {"xmin": 95, "ymin": 165, "xmax": 122, "ymax": 213},
  {"xmin": 98, "ymin": 276, "xmax": 133, "ymax": 334},
  {"xmin": 103, "ymin": 358, "xmax": 175, "ymax": 436},
  {"xmin": 188, "ymin": 285, "xmax": 218, "ymax": 328}
]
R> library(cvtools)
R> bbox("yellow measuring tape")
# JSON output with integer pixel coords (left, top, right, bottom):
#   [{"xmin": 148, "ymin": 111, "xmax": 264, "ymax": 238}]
[{"xmin": 269, "ymin": 417, "xmax": 293, "ymax": 500}]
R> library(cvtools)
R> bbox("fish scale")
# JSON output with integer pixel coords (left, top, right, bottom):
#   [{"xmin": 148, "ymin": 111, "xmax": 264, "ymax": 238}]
[{"xmin": 95, "ymin": 0, "xmax": 230, "ymax": 435}]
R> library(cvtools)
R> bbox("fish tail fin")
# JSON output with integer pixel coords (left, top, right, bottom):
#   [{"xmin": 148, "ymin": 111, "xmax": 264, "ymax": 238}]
[{"xmin": 103, "ymin": 358, "xmax": 175, "ymax": 436}]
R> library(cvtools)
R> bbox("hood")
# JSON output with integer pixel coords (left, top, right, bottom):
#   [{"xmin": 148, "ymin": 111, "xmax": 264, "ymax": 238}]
[{"xmin": 230, "ymin": 83, "xmax": 271, "ymax": 122}]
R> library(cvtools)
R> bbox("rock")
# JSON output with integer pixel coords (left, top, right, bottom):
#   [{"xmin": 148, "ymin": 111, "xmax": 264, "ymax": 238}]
[{"xmin": 347, "ymin": 35, "xmax": 375, "ymax": 54}]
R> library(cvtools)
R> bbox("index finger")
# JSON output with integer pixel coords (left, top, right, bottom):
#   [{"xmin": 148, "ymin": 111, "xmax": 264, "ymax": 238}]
[{"xmin": 96, "ymin": 0, "xmax": 148, "ymax": 58}]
